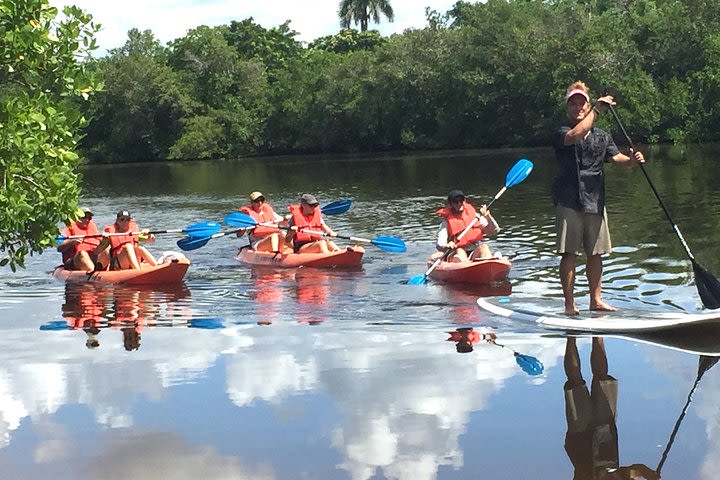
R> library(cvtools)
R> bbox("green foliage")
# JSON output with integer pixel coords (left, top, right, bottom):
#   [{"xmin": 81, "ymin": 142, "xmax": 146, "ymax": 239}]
[
  {"xmin": 0, "ymin": 0, "xmax": 100, "ymax": 270},
  {"xmin": 309, "ymin": 29, "xmax": 386, "ymax": 53},
  {"xmin": 76, "ymin": 0, "xmax": 720, "ymax": 163}
]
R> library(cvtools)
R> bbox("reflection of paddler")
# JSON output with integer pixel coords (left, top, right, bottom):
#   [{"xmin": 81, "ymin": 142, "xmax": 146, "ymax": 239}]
[
  {"xmin": 250, "ymin": 270, "xmax": 292, "ymax": 325},
  {"xmin": 295, "ymin": 271, "xmax": 329, "ymax": 325},
  {"xmin": 444, "ymin": 281, "xmax": 511, "ymax": 325},
  {"xmin": 446, "ymin": 328, "xmax": 496, "ymax": 353},
  {"xmin": 562, "ymin": 338, "xmax": 656, "ymax": 479},
  {"xmin": 62, "ymin": 284, "xmax": 107, "ymax": 330}
]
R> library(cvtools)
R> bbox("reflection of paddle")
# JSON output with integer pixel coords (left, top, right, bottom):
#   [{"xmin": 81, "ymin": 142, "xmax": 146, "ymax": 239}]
[
  {"xmin": 491, "ymin": 339, "xmax": 544, "ymax": 376},
  {"xmin": 656, "ymin": 355, "xmax": 720, "ymax": 474},
  {"xmin": 606, "ymin": 103, "xmax": 720, "ymax": 310},
  {"xmin": 222, "ymin": 212, "xmax": 407, "ymax": 252},
  {"xmin": 176, "ymin": 199, "xmax": 352, "ymax": 251},
  {"xmin": 407, "ymin": 158, "xmax": 534, "ymax": 285},
  {"xmin": 56, "ymin": 221, "xmax": 221, "ymax": 243}
]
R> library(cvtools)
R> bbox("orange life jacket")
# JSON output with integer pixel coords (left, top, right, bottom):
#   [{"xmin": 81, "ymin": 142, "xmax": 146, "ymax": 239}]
[
  {"xmin": 288, "ymin": 204, "xmax": 324, "ymax": 243},
  {"xmin": 104, "ymin": 221, "xmax": 139, "ymax": 257},
  {"xmin": 60, "ymin": 221, "xmax": 101, "ymax": 263},
  {"xmin": 239, "ymin": 203, "xmax": 280, "ymax": 237},
  {"xmin": 436, "ymin": 202, "xmax": 483, "ymax": 248}
]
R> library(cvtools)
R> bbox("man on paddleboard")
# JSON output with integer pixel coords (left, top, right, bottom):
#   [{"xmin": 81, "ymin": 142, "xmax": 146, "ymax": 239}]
[{"xmin": 553, "ymin": 81, "xmax": 645, "ymax": 315}]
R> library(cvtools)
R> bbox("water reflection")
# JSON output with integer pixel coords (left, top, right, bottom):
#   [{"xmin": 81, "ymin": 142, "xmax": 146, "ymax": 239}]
[{"xmin": 41, "ymin": 283, "xmax": 221, "ymax": 350}]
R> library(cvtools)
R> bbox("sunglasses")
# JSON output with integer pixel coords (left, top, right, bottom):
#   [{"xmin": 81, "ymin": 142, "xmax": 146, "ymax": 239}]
[{"xmin": 252, "ymin": 198, "xmax": 265, "ymax": 203}]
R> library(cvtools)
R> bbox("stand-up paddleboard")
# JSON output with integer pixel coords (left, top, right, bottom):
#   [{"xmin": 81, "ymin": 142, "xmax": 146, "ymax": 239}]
[{"xmin": 477, "ymin": 297, "xmax": 720, "ymax": 334}]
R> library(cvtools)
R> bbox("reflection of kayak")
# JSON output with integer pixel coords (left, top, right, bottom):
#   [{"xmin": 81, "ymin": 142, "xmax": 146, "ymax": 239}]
[
  {"xmin": 236, "ymin": 246, "xmax": 364, "ymax": 269},
  {"xmin": 52, "ymin": 258, "xmax": 190, "ymax": 285},
  {"xmin": 428, "ymin": 257, "xmax": 511, "ymax": 284}
]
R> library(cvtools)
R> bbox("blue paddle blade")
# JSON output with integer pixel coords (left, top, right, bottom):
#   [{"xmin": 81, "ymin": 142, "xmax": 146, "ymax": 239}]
[
  {"xmin": 40, "ymin": 320, "xmax": 69, "ymax": 331},
  {"xmin": 515, "ymin": 353, "xmax": 544, "ymax": 376},
  {"xmin": 372, "ymin": 236, "xmax": 407, "ymax": 253},
  {"xmin": 177, "ymin": 235, "xmax": 211, "ymax": 251},
  {"xmin": 505, "ymin": 158, "xmax": 534, "ymax": 188},
  {"xmin": 321, "ymin": 199, "xmax": 352, "ymax": 215},
  {"xmin": 223, "ymin": 212, "xmax": 257, "ymax": 228},
  {"xmin": 407, "ymin": 274, "xmax": 428, "ymax": 285},
  {"xmin": 189, "ymin": 317, "xmax": 224, "ymax": 329},
  {"xmin": 183, "ymin": 222, "xmax": 221, "ymax": 237}
]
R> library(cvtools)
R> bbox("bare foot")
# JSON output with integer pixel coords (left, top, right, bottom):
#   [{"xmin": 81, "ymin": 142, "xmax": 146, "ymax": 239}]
[
  {"xmin": 590, "ymin": 300, "xmax": 617, "ymax": 312},
  {"xmin": 564, "ymin": 307, "xmax": 580, "ymax": 316}
]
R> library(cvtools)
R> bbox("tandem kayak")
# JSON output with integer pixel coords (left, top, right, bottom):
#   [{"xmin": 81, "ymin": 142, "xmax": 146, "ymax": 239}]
[
  {"xmin": 52, "ymin": 258, "xmax": 190, "ymax": 285},
  {"xmin": 236, "ymin": 246, "xmax": 364, "ymax": 269},
  {"xmin": 428, "ymin": 257, "xmax": 511, "ymax": 284}
]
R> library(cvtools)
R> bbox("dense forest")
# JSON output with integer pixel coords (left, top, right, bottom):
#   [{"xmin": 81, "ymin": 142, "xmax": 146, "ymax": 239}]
[{"xmin": 79, "ymin": 0, "xmax": 720, "ymax": 163}]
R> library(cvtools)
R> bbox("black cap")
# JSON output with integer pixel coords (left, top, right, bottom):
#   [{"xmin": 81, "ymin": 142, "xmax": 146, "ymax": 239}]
[{"xmin": 447, "ymin": 190, "xmax": 465, "ymax": 202}]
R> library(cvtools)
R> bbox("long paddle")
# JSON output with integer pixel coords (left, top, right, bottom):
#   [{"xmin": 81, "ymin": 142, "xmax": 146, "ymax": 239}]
[
  {"xmin": 491, "ymin": 340, "xmax": 544, "ymax": 376},
  {"xmin": 407, "ymin": 158, "xmax": 534, "ymax": 285},
  {"xmin": 656, "ymin": 355, "xmax": 719, "ymax": 474},
  {"xmin": 606, "ymin": 104, "xmax": 720, "ymax": 309},
  {"xmin": 56, "ymin": 221, "xmax": 221, "ymax": 243},
  {"xmin": 176, "ymin": 199, "xmax": 352, "ymax": 251},
  {"xmin": 221, "ymin": 212, "xmax": 407, "ymax": 253}
]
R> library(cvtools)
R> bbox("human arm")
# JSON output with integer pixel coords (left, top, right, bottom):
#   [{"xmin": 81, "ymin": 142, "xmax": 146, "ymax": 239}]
[
  {"xmin": 610, "ymin": 148, "xmax": 645, "ymax": 167},
  {"xmin": 320, "ymin": 218, "xmax": 336, "ymax": 237},
  {"xmin": 564, "ymin": 94, "xmax": 615, "ymax": 145},
  {"xmin": 436, "ymin": 220, "xmax": 452, "ymax": 250},
  {"xmin": 477, "ymin": 205, "xmax": 500, "ymax": 237}
]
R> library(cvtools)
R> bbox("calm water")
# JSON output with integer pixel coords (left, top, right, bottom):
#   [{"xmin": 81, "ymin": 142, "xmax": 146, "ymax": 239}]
[{"xmin": 2, "ymin": 146, "xmax": 720, "ymax": 479}]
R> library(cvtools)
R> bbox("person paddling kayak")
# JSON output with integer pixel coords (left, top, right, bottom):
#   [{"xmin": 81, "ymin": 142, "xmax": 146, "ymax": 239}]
[
  {"xmin": 237, "ymin": 191, "xmax": 288, "ymax": 253},
  {"xmin": 432, "ymin": 190, "xmax": 499, "ymax": 262},
  {"xmin": 103, "ymin": 210, "xmax": 157, "ymax": 270},
  {"xmin": 57, "ymin": 207, "xmax": 108, "ymax": 271},
  {"xmin": 285, "ymin": 194, "xmax": 339, "ymax": 254}
]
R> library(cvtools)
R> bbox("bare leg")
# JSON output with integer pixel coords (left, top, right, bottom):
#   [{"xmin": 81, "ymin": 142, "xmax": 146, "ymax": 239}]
[
  {"xmin": 136, "ymin": 246, "xmax": 157, "ymax": 266},
  {"xmin": 588, "ymin": 254, "xmax": 616, "ymax": 311},
  {"xmin": 116, "ymin": 244, "xmax": 141, "ymax": 269},
  {"xmin": 299, "ymin": 241, "xmax": 330, "ymax": 254},
  {"xmin": 470, "ymin": 243, "xmax": 492, "ymax": 260},
  {"xmin": 73, "ymin": 251, "xmax": 95, "ymax": 271},
  {"xmin": 447, "ymin": 249, "xmax": 469, "ymax": 263},
  {"xmin": 560, "ymin": 253, "xmax": 580, "ymax": 315},
  {"xmin": 564, "ymin": 338, "xmax": 583, "ymax": 386}
]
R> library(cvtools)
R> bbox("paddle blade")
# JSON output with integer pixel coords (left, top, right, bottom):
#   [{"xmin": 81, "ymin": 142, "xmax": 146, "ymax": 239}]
[
  {"xmin": 189, "ymin": 317, "xmax": 224, "ymax": 329},
  {"xmin": 177, "ymin": 235, "xmax": 211, "ymax": 251},
  {"xmin": 183, "ymin": 222, "xmax": 221, "ymax": 238},
  {"xmin": 321, "ymin": 199, "xmax": 352, "ymax": 215},
  {"xmin": 514, "ymin": 353, "xmax": 544, "ymax": 376},
  {"xmin": 223, "ymin": 212, "xmax": 257, "ymax": 228},
  {"xmin": 693, "ymin": 261, "xmax": 720, "ymax": 310},
  {"xmin": 505, "ymin": 158, "xmax": 534, "ymax": 189},
  {"xmin": 372, "ymin": 236, "xmax": 407, "ymax": 253},
  {"xmin": 407, "ymin": 274, "xmax": 428, "ymax": 285}
]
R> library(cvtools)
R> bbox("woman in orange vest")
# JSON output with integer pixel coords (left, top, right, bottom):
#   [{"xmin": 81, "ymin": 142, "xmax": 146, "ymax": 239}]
[
  {"xmin": 57, "ymin": 207, "xmax": 108, "ymax": 271},
  {"xmin": 284, "ymin": 194, "xmax": 339, "ymax": 254},
  {"xmin": 237, "ymin": 191, "xmax": 287, "ymax": 253},
  {"xmin": 103, "ymin": 210, "xmax": 157, "ymax": 270},
  {"xmin": 434, "ymin": 190, "xmax": 500, "ymax": 262}
]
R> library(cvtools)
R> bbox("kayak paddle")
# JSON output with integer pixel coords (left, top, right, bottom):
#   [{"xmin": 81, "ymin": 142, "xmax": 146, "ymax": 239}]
[
  {"xmin": 491, "ymin": 340, "xmax": 544, "ymax": 376},
  {"xmin": 320, "ymin": 198, "xmax": 352, "ymax": 215},
  {"xmin": 223, "ymin": 212, "xmax": 407, "ymax": 253},
  {"xmin": 56, "ymin": 221, "xmax": 221, "ymax": 243},
  {"xmin": 607, "ymin": 103, "xmax": 720, "ymax": 309},
  {"xmin": 407, "ymin": 158, "xmax": 534, "ymax": 285},
  {"xmin": 656, "ymin": 355, "xmax": 719, "ymax": 474}
]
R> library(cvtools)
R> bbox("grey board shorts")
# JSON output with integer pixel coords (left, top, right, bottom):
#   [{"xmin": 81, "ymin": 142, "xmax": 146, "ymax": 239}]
[{"xmin": 556, "ymin": 205, "xmax": 612, "ymax": 256}]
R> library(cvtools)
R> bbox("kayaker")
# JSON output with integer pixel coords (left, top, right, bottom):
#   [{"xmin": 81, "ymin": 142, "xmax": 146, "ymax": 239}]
[
  {"xmin": 237, "ymin": 191, "xmax": 288, "ymax": 253},
  {"xmin": 433, "ymin": 190, "xmax": 499, "ymax": 262},
  {"xmin": 553, "ymin": 81, "xmax": 645, "ymax": 315},
  {"xmin": 103, "ymin": 210, "xmax": 157, "ymax": 270},
  {"xmin": 285, "ymin": 194, "xmax": 339, "ymax": 254},
  {"xmin": 57, "ymin": 207, "xmax": 108, "ymax": 271}
]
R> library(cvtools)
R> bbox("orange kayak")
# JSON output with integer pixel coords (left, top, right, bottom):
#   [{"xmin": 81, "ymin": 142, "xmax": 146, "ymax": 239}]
[
  {"xmin": 428, "ymin": 257, "xmax": 511, "ymax": 284},
  {"xmin": 236, "ymin": 246, "xmax": 364, "ymax": 269},
  {"xmin": 52, "ymin": 258, "xmax": 190, "ymax": 285}
]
